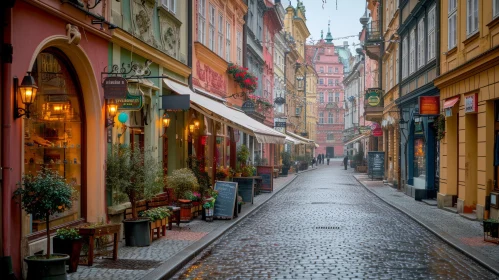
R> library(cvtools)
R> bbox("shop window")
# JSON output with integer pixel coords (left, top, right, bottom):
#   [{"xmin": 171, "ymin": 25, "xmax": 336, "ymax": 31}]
[{"xmin": 24, "ymin": 50, "xmax": 83, "ymax": 233}]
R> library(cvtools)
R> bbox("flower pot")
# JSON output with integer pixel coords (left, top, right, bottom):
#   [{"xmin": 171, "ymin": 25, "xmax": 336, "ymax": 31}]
[
  {"xmin": 53, "ymin": 237, "xmax": 83, "ymax": 273},
  {"xmin": 123, "ymin": 219, "xmax": 151, "ymax": 247},
  {"xmin": 281, "ymin": 167, "xmax": 290, "ymax": 176},
  {"xmin": 178, "ymin": 199, "xmax": 192, "ymax": 222},
  {"xmin": 205, "ymin": 208, "xmax": 214, "ymax": 222},
  {"xmin": 235, "ymin": 173, "xmax": 242, "ymax": 178},
  {"xmin": 24, "ymin": 254, "xmax": 70, "ymax": 280}
]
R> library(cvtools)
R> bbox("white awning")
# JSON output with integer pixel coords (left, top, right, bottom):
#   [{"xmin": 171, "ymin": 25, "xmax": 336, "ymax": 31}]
[
  {"xmin": 286, "ymin": 131, "xmax": 314, "ymax": 146},
  {"xmin": 163, "ymin": 78, "xmax": 286, "ymax": 144},
  {"xmin": 285, "ymin": 135, "xmax": 306, "ymax": 145},
  {"xmin": 344, "ymin": 133, "xmax": 370, "ymax": 146}
]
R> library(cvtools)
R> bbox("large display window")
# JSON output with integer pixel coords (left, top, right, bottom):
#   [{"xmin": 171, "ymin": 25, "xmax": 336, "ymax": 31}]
[
  {"xmin": 23, "ymin": 50, "xmax": 83, "ymax": 233},
  {"xmin": 414, "ymin": 138, "xmax": 426, "ymax": 178}
]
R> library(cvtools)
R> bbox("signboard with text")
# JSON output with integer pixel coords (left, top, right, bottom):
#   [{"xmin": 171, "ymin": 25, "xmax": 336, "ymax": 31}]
[
  {"xmin": 465, "ymin": 93, "xmax": 478, "ymax": 114},
  {"xmin": 419, "ymin": 96, "xmax": 440, "ymax": 115},
  {"xmin": 256, "ymin": 166, "xmax": 273, "ymax": 192},
  {"xmin": 117, "ymin": 93, "xmax": 143, "ymax": 111},
  {"xmin": 214, "ymin": 181, "xmax": 238, "ymax": 219},
  {"xmin": 103, "ymin": 77, "xmax": 128, "ymax": 99},
  {"xmin": 368, "ymin": 151, "xmax": 385, "ymax": 180}
]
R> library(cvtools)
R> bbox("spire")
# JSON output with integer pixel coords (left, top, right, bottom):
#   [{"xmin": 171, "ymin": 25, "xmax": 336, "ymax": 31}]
[
  {"xmin": 321, "ymin": 30, "xmax": 324, "ymax": 39},
  {"xmin": 325, "ymin": 18, "xmax": 333, "ymax": 43}
]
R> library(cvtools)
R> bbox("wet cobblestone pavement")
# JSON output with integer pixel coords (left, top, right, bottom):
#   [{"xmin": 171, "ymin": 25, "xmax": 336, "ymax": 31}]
[{"xmin": 173, "ymin": 167, "xmax": 498, "ymax": 280}]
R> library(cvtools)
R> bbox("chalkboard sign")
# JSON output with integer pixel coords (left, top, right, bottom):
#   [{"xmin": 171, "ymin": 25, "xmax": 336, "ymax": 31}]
[
  {"xmin": 257, "ymin": 166, "xmax": 273, "ymax": 192},
  {"xmin": 214, "ymin": 181, "xmax": 238, "ymax": 219},
  {"xmin": 233, "ymin": 177, "xmax": 254, "ymax": 204},
  {"xmin": 368, "ymin": 151, "xmax": 385, "ymax": 180}
]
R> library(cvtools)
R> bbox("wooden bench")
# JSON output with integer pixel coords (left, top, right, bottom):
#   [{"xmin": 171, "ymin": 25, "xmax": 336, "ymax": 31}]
[{"xmin": 124, "ymin": 193, "xmax": 181, "ymax": 231}]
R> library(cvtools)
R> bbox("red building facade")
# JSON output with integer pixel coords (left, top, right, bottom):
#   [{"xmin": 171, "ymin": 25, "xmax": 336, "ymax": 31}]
[{"xmin": 309, "ymin": 26, "xmax": 345, "ymax": 158}]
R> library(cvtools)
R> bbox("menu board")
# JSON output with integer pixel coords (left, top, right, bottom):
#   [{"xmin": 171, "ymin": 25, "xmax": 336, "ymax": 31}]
[
  {"xmin": 214, "ymin": 181, "xmax": 238, "ymax": 219},
  {"xmin": 233, "ymin": 177, "xmax": 254, "ymax": 204},
  {"xmin": 368, "ymin": 152, "xmax": 385, "ymax": 180},
  {"xmin": 257, "ymin": 166, "xmax": 273, "ymax": 192}
]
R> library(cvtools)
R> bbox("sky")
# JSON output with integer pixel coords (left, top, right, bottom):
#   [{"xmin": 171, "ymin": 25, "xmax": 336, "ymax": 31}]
[{"xmin": 286, "ymin": 0, "xmax": 367, "ymax": 54}]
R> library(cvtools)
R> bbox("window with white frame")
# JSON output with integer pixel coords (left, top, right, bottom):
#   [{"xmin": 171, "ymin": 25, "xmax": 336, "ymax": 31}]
[
  {"xmin": 417, "ymin": 17, "xmax": 425, "ymax": 69},
  {"xmin": 319, "ymin": 78, "xmax": 324, "ymax": 85},
  {"xmin": 296, "ymin": 107, "xmax": 301, "ymax": 116},
  {"xmin": 237, "ymin": 31, "xmax": 242, "ymax": 65},
  {"xmin": 328, "ymin": 79, "xmax": 333, "ymax": 85},
  {"xmin": 402, "ymin": 36, "xmax": 408, "ymax": 79},
  {"xmin": 218, "ymin": 14, "xmax": 224, "ymax": 57},
  {"xmin": 335, "ymin": 67, "xmax": 338, "ymax": 73},
  {"xmin": 328, "ymin": 92, "xmax": 333, "ymax": 103},
  {"xmin": 209, "ymin": 4, "xmax": 215, "ymax": 51},
  {"xmin": 162, "ymin": 0, "xmax": 176, "ymax": 14},
  {"xmin": 467, "ymin": 0, "xmax": 478, "ymax": 36},
  {"xmin": 198, "ymin": 0, "xmax": 206, "ymax": 44},
  {"xmin": 428, "ymin": 5, "xmax": 436, "ymax": 61},
  {"xmin": 319, "ymin": 92, "xmax": 324, "ymax": 103},
  {"xmin": 319, "ymin": 112, "xmax": 324, "ymax": 123},
  {"xmin": 495, "ymin": 0, "xmax": 499, "ymax": 18},
  {"xmin": 320, "ymin": 66, "xmax": 324, "ymax": 73},
  {"xmin": 327, "ymin": 133, "xmax": 334, "ymax": 141},
  {"xmin": 328, "ymin": 112, "xmax": 333, "ymax": 124},
  {"xmin": 448, "ymin": 0, "xmax": 457, "ymax": 49},
  {"xmin": 409, "ymin": 28, "xmax": 416, "ymax": 74},
  {"xmin": 335, "ymin": 92, "xmax": 340, "ymax": 102},
  {"xmin": 328, "ymin": 67, "xmax": 333, "ymax": 73},
  {"xmin": 226, "ymin": 21, "xmax": 231, "ymax": 61},
  {"xmin": 335, "ymin": 79, "xmax": 339, "ymax": 86}
]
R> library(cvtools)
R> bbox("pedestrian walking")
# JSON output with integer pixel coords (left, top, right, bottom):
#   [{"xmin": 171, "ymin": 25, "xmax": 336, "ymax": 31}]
[
  {"xmin": 311, "ymin": 157, "xmax": 316, "ymax": 167},
  {"xmin": 327, "ymin": 155, "xmax": 330, "ymax": 165},
  {"xmin": 343, "ymin": 156, "xmax": 348, "ymax": 170}
]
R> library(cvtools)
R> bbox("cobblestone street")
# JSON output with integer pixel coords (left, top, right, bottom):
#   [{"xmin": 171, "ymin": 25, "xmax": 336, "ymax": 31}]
[{"xmin": 173, "ymin": 166, "xmax": 498, "ymax": 280}]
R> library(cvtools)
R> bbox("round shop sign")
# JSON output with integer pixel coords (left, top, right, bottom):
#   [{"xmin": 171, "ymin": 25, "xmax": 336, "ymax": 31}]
[{"xmin": 368, "ymin": 95, "xmax": 380, "ymax": 106}]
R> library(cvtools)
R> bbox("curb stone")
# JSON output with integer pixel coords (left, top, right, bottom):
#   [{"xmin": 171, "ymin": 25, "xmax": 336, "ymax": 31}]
[
  {"xmin": 141, "ymin": 168, "xmax": 318, "ymax": 280},
  {"xmin": 353, "ymin": 176, "xmax": 499, "ymax": 276}
]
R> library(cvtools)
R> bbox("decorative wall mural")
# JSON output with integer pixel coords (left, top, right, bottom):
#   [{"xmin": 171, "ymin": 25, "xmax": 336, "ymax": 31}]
[
  {"xmin": 158, "ymin": 9, "xmax": 181, "ymax": 59},
  {"xmin": 131, "ymin": 0, "xmax": 156, "ymax": 47}
]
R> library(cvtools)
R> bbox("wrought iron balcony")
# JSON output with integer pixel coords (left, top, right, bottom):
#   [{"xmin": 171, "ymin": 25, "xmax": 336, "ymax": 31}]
[{"xmin": 364, "ymin": 20, "xmax": 382, "ymax": 61}]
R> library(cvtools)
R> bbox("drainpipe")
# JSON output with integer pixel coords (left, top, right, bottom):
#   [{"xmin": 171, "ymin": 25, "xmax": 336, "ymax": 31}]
[
  {"xmin": 1, "ymin": 1, "xmax": 13, "ymax": 267},
  {"xmin": 187, "ymin": 0, "xmax": 193, "ymax": 89}
]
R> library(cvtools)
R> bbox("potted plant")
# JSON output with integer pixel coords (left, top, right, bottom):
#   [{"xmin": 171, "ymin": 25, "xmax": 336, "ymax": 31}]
[
  {"xmin": 215, "ymin": 166, "xmax": 230, "ymax": 181},
  {"xmin": 237, "ymin": 195, "xmax": 243, "ymax": 213},
  {"xmin": 484, "ymin": 218, "xmax": 499, "ymax": 239},
  {"xmin": 53, "ymin": 227, "xmax": 82, "ymax": 273},
  {"xmin": 166, "ymin": 168, "xmax": 200, "ymax": 222},
  {"xmin": 281, "ymin": 151, "xmax": 292, "ymax": 176},
  {"xmin": 106, "ymin": 144, "xmax": 163, "ymax": 247},
  {"xmin": 139, "ymin": 207, "xmax": 171, "ymax": 241},
  {"xmin": 202, "ymin": 188, "xmax": 218, "ymax": 222},
  {"xmin": 13, "ymin": 167, "xmax": 75, "ymax": 279}
]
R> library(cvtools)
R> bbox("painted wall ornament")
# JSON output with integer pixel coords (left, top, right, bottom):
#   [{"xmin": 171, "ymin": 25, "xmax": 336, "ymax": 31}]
[
  {"xmin": 158, "ymin": 9, "xmax": 181, "ymax": 59},
  {"xmin": 66, "ymin": 24, "xmax": 81, "ymax": 46},
  {"xmin": 131, "ymin": 0, "xmax": 156, "ymax": 46}
]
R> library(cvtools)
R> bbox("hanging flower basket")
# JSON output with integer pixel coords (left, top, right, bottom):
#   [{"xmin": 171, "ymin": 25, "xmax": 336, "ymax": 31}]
[
  {"xmin": 227, "ymin": 63, "xmax": 258, "ymax": 93},
  {"xmin": 248, "ymin": 94, "xmax": 273, "ymax": 111}
]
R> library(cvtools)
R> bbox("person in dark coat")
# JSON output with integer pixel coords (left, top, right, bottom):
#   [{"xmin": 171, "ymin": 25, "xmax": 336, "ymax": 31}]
[
  {"xmin": 343, "ymin": 156, "xmax": 348, "ymax": 170},
  {"xmin": 326, "ymin": 155, "xmax": 330, "ymax": 165}
]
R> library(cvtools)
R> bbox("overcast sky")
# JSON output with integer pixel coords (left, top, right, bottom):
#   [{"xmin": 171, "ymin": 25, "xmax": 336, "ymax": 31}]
[{"xmin": 287, "ymin": 0, "xmax": 367, "ymax": 53}]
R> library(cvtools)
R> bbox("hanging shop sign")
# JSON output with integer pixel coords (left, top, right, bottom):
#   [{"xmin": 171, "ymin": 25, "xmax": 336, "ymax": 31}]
[
  {"xmin": 465, "ymin": 93, "xmax": 478, "ymax": 114},
  {"xmin": 103, "ymin": 77, "xmax": 128, "ymax": 99},
  {"xmin": 117, "ymin": 93, "xmax": 143, "ymax": 111},
  {"xmin": 241, "ymin": 99, "xmax": 256, "ymax": 114},
  {"xmin": 161, "ymin": 95, "xmax": 190, "ymax": 111},
  {"xmin": 274, "ymin": 96, "xmax": 286, "ymax": 105},
  {"xmin": 274, "ymin": 121, "xmax": 287, "ymax": 128},
  {"xmin": 366, "ymin": 88, "xmax": 383, "ymax": 106},
  {"xmin": 419, "ymin": 96, "xmax": 440, "ymax": 115},
  {"xmin": 371, "ymin": 122, "xmax": 383, "ymax": 137}
]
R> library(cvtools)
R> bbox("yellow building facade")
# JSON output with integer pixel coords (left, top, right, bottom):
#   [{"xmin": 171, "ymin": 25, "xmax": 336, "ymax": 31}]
[
  {"xmin": 435, "ymin": 0, "xmax": 499, "ymax": 220},
  {"xmin": 382, "ymin": 0, "xmax": 400, "ymax": 186}
]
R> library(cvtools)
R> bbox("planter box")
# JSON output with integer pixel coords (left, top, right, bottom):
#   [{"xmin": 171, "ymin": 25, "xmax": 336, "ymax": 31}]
[
  {"xmin": 53, "ymin": 237, "xmax": 83, "ymax": 273},
  {"xmin": 178, "ymin": 200, "xmax": 192, "ymax": 222},
  {"xmin": 149, "ymin": 218, "xmax": 167, "ymax": 242},
  {"xmin": 356, "ymin": 166, "xmax": 367, "ymax": 173},
  {"xmin": 78, "ymin": 224, "xmax": 121, "ymax": 266},
  {"xmin": 484, "ymin": 220, "xmax": 499, "ymax": 244}
]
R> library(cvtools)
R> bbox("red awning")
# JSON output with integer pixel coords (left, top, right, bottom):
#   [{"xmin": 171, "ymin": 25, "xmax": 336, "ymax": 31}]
[{"xmin": 443, "ymin": 96, "xmax": 460, "ymax": 109}]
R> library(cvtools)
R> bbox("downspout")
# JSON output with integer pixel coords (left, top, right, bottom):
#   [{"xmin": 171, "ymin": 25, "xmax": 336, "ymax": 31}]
[{"xmin": 187, "ymin": 0, "xmax": 193, "ymax": 89}]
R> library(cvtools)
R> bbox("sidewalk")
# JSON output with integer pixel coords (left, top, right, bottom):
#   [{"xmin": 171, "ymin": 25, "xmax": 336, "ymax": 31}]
[
  {"xmin": 68, "ymin": 167, "xmax": 317, "ymax": 280},
  {"xmin": 354, "ymin": 174, "xmax": 499, "ymax": 276}
]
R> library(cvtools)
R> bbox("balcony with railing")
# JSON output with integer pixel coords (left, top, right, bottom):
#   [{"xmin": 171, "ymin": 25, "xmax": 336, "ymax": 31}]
[{"xmin": 364, "ymin": 20, "xmax": 382, "ymax": 61}]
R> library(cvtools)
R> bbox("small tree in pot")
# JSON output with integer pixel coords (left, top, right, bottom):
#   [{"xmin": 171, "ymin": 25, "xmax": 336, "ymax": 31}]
[
  {"xmin": 13, "ymin": 167, "xmax": 76, "ymax": 279},
  {"xmin": 281, "ymin": 151, "xmax": 292, "ymax": 176},
  {"xmin": 166, "ymin": 168, "xmax": 200, "ymax": 222},
  {"xmin": 106, "ymin": 144, "xmax": 163, "ymax": 246}
]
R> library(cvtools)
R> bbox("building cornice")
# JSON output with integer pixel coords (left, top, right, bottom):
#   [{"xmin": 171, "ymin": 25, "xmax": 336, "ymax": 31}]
[{"xmin": 112, "ymin": 29, "xmax": 191, "ymax": 77}]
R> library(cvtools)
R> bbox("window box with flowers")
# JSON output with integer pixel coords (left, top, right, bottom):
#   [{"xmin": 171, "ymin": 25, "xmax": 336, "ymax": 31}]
[
  {"xmin": 227, "ymin": 63, "xmax": 258, "ymax": 93},
  {"xmin": 248, "ymin": 94, "xmax": 273, "ymax": 112}
]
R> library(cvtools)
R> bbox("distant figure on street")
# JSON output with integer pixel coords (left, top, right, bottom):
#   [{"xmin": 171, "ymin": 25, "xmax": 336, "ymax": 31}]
[
  {"xmin": 326, "ymin": 155, "xmax": 330, "ymax": 165},
  {"xmin": 343, "ymin": 156, "xmax": 348, "ymax": 170},
  {"xmin": 312, "ymin": 157, "xmax": 316, "ymax": 167},
  {"xmin": 322, "ymin": 154, "xmax": 325, "ymax": 164}
]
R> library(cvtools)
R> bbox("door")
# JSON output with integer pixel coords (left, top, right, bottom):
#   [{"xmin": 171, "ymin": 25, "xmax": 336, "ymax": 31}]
[{"xmin": 326, "ymin": 147, "xmax": 334, "ymax": 158}]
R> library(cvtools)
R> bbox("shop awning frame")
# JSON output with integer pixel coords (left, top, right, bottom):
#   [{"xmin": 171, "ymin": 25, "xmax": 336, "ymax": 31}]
[
  {"xmin": 163, "ymin": 79, "xmax": 286, "ymax": 144},
  {"xmin": 286, "ymin": 131, "xmax": 315, "ymax": 146},
  {"xmin": 343, "ymin": 133, "xmax": 370, "ymax": 146},
  {"xmin": 443, "ymin": 96, "xmax": 460, "ymax": 109}
]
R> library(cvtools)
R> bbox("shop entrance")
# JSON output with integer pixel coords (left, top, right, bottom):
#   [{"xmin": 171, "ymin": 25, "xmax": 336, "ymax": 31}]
[{"xmin": 326, "ymin": 147, "xmax": 334, "ymax": 158}]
